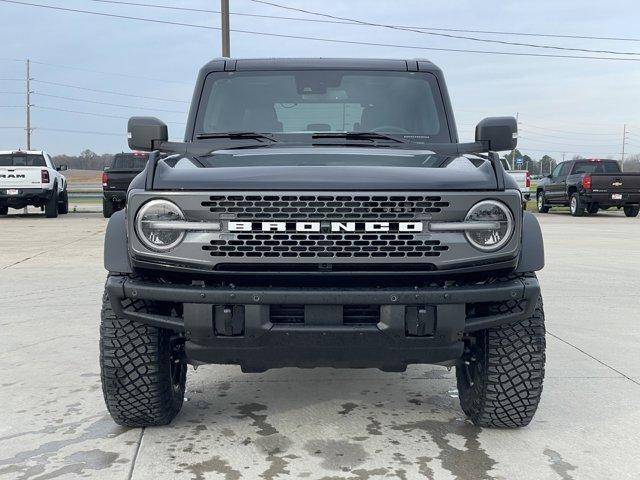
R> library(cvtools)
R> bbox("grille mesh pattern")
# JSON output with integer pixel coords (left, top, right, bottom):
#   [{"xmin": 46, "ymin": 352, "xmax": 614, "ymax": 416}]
[
  {"xmin": 203, "ymin": 233, "xmax": 449, "ymax": 258},
  {"xmin": 202, "ymin": 195, "xmax": 450, "ymax": 220}
]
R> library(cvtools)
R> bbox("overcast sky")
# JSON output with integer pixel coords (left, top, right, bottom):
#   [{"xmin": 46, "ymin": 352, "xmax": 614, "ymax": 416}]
[{"xmin": 1, "ymin": 0, "xmax": 639, "ymax": 159}]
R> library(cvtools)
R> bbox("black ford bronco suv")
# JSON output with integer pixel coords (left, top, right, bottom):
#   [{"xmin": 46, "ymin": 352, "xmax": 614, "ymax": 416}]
[{"xmin": 101, "ymin": 58, "xmax": 546, "ymax": 429}]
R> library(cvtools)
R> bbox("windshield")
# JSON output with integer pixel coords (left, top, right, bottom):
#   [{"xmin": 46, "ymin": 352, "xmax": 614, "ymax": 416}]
[
  {"xmin": 112, "ymin": 154, "xmax": 148, "ymax": 170},
  {"xmin": 572, "ymin": 161, "xmax": 620, "ymax": 174},
  {"xmin": 195, "ymin": 70, "xmax": 451, "ymax": 142},
  {"xmin": 0, "ymin": 154, "xmax": 46, "ymax": 167}
]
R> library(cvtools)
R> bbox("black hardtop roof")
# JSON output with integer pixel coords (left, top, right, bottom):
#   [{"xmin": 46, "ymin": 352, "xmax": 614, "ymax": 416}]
[
  {"xmin": 199, "ymin": 57, "xmax": 440, "ymax": 73},
  {"xmin": 184, "ymin": 58, "xmax": 455, "ymax": 143}
]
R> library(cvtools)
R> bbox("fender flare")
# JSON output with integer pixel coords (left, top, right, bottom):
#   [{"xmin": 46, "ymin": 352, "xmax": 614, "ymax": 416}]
[
  {"xmin": 104, "ymin": 210, "xmax": 133, "ymax": 274},
  {"xmin": 516, "ymin": 211, "xmax": 545, "ymax": 273}
]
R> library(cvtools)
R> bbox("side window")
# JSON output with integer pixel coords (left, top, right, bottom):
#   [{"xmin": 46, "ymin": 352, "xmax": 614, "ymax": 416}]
[{"xmin": 551, "ymin": 164, "xmax": 563, "ymax": 178}]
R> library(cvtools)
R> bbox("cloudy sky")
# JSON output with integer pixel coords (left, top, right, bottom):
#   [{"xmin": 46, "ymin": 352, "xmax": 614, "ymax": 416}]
[{"xmin": 1, "ymin": 0, "xmax": 639, "ymax": 159}]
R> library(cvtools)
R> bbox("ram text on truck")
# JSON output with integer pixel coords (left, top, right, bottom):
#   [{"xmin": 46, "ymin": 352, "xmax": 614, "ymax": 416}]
[
  {"xmin": 101, "ymin": 58, "xmax": 546, "ymax": 429},
  {"xmin": 0, "ymin": 150, "xmax": 68, "ymax": 217},
  {"xmin": 536, "ymin": 159, "xmax": 640, "ymax": 217}
]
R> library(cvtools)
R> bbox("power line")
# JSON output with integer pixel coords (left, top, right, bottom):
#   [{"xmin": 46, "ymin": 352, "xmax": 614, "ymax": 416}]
[
  {"xmin": 517, "ymin": 113, "xmax": 631, "ymax": 127},
  {"xmin": 0, "ymin": 105, "xmax": 22, "ymax": 108},
  {"xmin": 32, "ymin": 80, "xmax": 189, "ymax": 103},
  {"xmin": 33, "ymin": 105, "xmax": 129, "ymax": 120},
  {"xmin": 520, "ymin": 146, "xmax": 625, "ymax": 155},
  {"xmin": 85, "ymin": 0, "xmax": 640, "ymax": 44},
  {"xmin": 520, "ymin": 123, "xmax": 620, "ymax": 136},
  {"xmin": 1, "ymin": 1, "xmax": 216, "ymax": 30},
  {"xmin": 29, "ymin": 60, "xmax": 191, "ymax": 85},
  {"xmin": 519, "ymin": 136, "xmax": 620, "ymax": 148},
  {"xmin": 247, "ymin": 0, "xmax": 640, "ymax": 56},
  {"xmin": 34, "ymin": 127, "xmax": 123, "ymax": 137},
  {"xmin": 0, "ymin": 91, "xmax": 23, "ymax": 94},
  {"xmin": 33, "ymin": 104, "xmax": 186, "ymax": 125},
  {"xmin": 32, "ymin": 92, "xmax": 187, "ymax": 114},
  {"xmin": 0, "ymin": 126, "xmax": 23, "ymax": 129},
  {"xmin": 4, "ymin": 0, "xmax": 640, "ymax": 62},
  {"xmin": 519, "ymin": 129, "xmax": 622, "ymax": 144}
]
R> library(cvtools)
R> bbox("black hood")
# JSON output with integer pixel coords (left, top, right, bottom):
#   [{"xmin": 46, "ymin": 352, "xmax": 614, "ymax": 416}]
[{"xmin": 151, "ymin": 146, "xmax": 499, "ymax": 191}]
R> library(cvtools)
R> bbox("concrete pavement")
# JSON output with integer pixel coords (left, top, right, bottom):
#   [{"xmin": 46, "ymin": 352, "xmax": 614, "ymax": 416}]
[{"xmin": 0, "ymin": 209, "xmax": 639, "ymax": 480}]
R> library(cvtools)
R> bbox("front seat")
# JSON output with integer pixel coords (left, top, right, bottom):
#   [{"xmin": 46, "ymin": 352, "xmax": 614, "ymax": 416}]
[
  {"xmin": 241, "ymin": 105, "xmax": 283, "ymax": 132},
  {"xmin": 358, "ymin": 105, "xmax": 401, "ymax": 132}
]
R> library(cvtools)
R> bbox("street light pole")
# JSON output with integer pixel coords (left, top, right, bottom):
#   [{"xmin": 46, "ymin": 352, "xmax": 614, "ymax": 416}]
[{"xmin": 221, "ymin": 0, "xmax": 230, "ymax": 57}]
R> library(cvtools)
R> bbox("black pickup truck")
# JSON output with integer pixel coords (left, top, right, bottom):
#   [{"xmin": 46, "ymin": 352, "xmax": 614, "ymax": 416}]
[
  {"xmin": 102, "ymin": 152, "xmax": 149, "ymax": 218},
  {"xmin": 536, "ymin": 159, "xmax": 640, "ymax": 217},
  {"xmin": 102, "ymin": 58, "xmax": 546, "ymax": 429}
]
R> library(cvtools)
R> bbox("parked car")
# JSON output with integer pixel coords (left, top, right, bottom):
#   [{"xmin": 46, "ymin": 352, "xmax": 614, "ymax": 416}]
[
  {"xmin": 102, "ymin": 151, "xmax": 149, "ymax": 218},
  {"xmin": 0, "ymin": 150, "xmax": 68, "ymax": 217},
  {"xmin": 501, "ymin": 158, "xmax": 531, "ymax": 202},
  {"xmin": 101, "ymin": 58, "xmax": 546, "ymax": 429},
  {"xmin": 536, "ymin": 159, "xmax": 640, "ymax": 216}
]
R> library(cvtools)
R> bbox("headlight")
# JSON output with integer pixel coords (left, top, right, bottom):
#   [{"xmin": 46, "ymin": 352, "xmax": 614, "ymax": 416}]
[
  {"xmin": 135, "ymin": 199, "xmax": 186, "ymax": 251},
  {"xmin": 464, "ymin": 200, "xmax": 514, "ymax": 251}
]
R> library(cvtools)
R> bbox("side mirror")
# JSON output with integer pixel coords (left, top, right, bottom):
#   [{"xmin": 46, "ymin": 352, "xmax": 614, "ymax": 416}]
[
  {"xmin": 56, "ymin": 164, "xmax": 68, "ymax": 172},
  {"xmin": 475, "ymin": 116, "xmax": 517, "ymax": 152},
  {"xmin": 127, "ymin": 116, "xmax": 168, "ymax": 151}
]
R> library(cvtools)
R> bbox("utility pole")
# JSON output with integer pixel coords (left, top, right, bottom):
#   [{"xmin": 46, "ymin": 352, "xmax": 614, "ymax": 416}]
[
  {"xmin": 511, "ymin": 112, "xmax": 519, "ymax": 169},
  {"xmin": 25, "ymin": 58, "xmax": 32, "ymax": 150},
  {"xmin": 621, "ymin": 124, "xmax": 628, "ymax": 172},
  {"xmin": 221, "ymin": 0, "xmax": 230, "ymax": 57}
]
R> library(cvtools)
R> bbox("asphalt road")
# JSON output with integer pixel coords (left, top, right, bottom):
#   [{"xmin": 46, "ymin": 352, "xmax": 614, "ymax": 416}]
[{"xmin": 0, "ymin": 209, "xmax": 639, "ymax": 480}]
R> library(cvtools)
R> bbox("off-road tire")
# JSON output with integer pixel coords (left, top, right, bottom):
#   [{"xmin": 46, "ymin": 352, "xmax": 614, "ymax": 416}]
[
  {"xmin": 536, "ymin": 192, "xmax": 549, "ymax": 213},
  {"xmin": 100, "ymin": 284, "xmax": 186, "ymax": 427},
  {"xmin": 456, "ymin": 295, "xmax": 546, "ymax": 428},
  {"xmin": 0, "ymin": 205, "xmax": 7, "ymax": 215},
  {"xmin": 570, "ymin": 193, "xmax": 584, "ymax": 217},
  {"xmin": 587, "ymin": 204, "xmax": 599, "ymax": 214},
  {"xmin": 45, "ymin": 189, "xmax": 59, "ymax": 218},
  {"xmin": 624, "ymin": 206, "xmax": 639, "ymax": 217},
  {"xmin": 58, "ymin": 190, "xmax": 69, "ymax": 214},
  {"xmin": 102, "ymin": 199, "xmax": 115, "ymax": 219}
]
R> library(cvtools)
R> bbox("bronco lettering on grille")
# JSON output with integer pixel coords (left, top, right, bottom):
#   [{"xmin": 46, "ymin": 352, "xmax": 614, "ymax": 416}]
[{"xmin": 228, "ymin": 221, "xmax": 423, "ymax": 233}]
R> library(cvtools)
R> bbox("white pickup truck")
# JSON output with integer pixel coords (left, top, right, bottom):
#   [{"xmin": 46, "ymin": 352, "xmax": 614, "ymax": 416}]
[
  {"xmin": 500, "ymin": 158, "xmax": 531, "ymax": 202},
  {"xmin": 0, "ymin": 150, "xmax": 69, "ymax": 218}
]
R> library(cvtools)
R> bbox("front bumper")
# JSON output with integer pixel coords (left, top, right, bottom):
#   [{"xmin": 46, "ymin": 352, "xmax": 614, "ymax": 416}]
[{"xmin": 107, "ymin": 274, "xmax": 540, "ymax": 371}]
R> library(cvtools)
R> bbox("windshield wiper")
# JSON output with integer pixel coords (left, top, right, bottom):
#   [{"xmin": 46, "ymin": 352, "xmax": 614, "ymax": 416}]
[
  {"xmin": 312, "ymin": 132, "xmax": 406, "ymax": 143},
  {"xmin": 196, "ymin": 132, "xmax": 278, "ymax": 142}
]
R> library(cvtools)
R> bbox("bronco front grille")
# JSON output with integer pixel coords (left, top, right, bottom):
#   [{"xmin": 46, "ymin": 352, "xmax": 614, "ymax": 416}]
[
  {"xmin": 201, "ymin": 195, "xmax": 450, "ymax": 220},
  {"xmin": 202, "ymin": 233, "xmax": 449, "ymax": 258}
]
